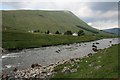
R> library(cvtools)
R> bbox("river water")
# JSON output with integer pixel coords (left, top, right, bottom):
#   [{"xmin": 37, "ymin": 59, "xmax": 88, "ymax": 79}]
[{"xmin": 1, "ymin": 38, "xmax": 120, "ymax": 74}]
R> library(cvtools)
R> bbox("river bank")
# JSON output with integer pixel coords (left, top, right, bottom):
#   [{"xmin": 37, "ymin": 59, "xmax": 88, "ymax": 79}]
[
  {"xmin": 3, "ymin": 30, "xmax": 117, "ymax": 51},
  {"xmin": 2, "ymin": 38, "xmax": 119, "ymax": 75},
  {"xmin": 1, "ymin": 37, "xmax": 107, "ymax": 54},
  {"xmin": 2, "ymin": 43, "xmax": 119, "ymax": 78}
]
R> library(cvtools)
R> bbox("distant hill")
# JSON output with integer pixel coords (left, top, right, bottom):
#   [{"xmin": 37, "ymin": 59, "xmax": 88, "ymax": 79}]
[
  {"xmin": 2, "ymin": 10, "xmax": 113, "ymax": 36},
  {"xmin": 103, "ymin": 28, "xmax": 120, "ymax": 36}
]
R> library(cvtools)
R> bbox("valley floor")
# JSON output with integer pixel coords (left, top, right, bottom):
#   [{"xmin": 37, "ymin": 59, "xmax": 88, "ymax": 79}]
[{"xmin": 2, "ymin": 30, "xmax": 116, "ymax": 51}]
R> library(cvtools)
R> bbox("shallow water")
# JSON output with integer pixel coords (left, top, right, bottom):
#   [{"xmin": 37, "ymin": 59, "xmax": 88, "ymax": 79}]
[{"xmin": 1, "ymin": 38, "xmax": 120, "ymax": 73}]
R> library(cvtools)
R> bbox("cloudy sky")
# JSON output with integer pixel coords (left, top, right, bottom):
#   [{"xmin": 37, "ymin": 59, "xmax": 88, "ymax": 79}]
[{"xmin": 1, "ymin": 0, "xmax": 119, "ymax": 30}]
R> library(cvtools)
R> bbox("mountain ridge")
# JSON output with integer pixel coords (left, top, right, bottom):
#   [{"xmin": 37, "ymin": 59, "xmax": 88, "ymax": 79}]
[{"xmin": 103, "ymin": 28, "xmax": 120, "ymax": 36}]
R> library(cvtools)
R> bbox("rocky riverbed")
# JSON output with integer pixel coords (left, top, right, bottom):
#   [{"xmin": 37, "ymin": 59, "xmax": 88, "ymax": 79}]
[
  {"xmin": 2, "ymin": 58, "xmax": 88, "ymax": 78},
  {"xmin": 1, "ymin": 38, "xmax": 120, "ymax": 78}
]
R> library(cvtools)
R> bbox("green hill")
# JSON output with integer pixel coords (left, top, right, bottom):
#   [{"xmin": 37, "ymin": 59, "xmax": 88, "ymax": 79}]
[
  {"xmin": 2, "ymin": 10, "xmax": 116, "ymax": 49},
  {"xmin": 2, "ymin": 10, "xmax": 112, "ymax": 35}
]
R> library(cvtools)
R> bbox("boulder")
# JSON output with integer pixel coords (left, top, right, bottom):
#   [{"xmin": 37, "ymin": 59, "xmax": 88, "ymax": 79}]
[
  {"xmin": 87, "ymin": 53, "xmax": 92, "ymax": 57},
  {"xmin": 31, "ymin": 64, "xmax": 42, "ymax": 68},
  {"xmin": 92, "ymin": 48, "xmax": 98, "ymax": 52},
  {"xmin": 55, "ymin": 51, "xmax": 59, "ymax": 53},
  {"xmin": 70, "ymin": 69, "xmax": 77, "ymax": 73},
  {"xmin": 13, "ymin": 68, "xmax": 18, "ymax": 72},
  {"xmin": 61, "ymin": 67, "xmax": 71, "ymax": 74},
  {"xmin": 96, "ymin": 42, "xmax": 99, "ymax": 44},
  {"xmin": 109, "ymin": 41, "xmax": 112, "ymax": 43},
  {"xmin": 94, "ymin": 65, "xmax": 102, "ymax": 70},
  {"xmin": 92, "ymin": 44, "xmax": 97, "ymax": 48}
]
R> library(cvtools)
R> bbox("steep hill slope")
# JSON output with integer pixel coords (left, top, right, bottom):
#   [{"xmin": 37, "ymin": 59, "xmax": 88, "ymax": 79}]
[{"xmin": 2, "ymin": 10, "xmax": 112, "ymax": 35}]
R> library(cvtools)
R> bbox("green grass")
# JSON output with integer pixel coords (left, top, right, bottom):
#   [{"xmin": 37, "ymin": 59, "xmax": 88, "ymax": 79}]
[
  {"xmin": 52, "ymin": 44, "xmax": 119, "ymax": 78},
  {"xmin": 2, "ymin": 30, "xmax": 117, "ymax": 50},
  {"xmin": 3, "ymin": 30, "xmax": 106, "ymax": 50},
  {"xmin": 2, "ymin": 10, "xmax": 90, "ymax": 33}
]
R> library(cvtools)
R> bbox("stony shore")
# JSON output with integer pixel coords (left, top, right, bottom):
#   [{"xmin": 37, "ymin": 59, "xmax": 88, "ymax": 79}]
[
  {"xmin": 2, "ymin": 38, "xmax": 118, "ymax": 79},
  {"xmin": 1, "ymin": 41, "xmax": 104, "ymax": 79},
  {"xmin": 2, "ymin": 56, "xmax": 88, "ymax": 79}
]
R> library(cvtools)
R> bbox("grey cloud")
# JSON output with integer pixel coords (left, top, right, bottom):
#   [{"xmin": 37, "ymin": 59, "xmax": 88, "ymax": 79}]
[
  {"xmin": 2, "ymin": 2, "xmax": 26, "ymax": 9},
  {"xmin": 89, "ymin": 2, "xmax": 118, "ymax": 12},
  {"xmin": 2, "ymin": 2, "xmax": 118, "ymax": 29},
  {"xmin": 79, "ymin": 2, "xmax": 118, "ymax": 23}
]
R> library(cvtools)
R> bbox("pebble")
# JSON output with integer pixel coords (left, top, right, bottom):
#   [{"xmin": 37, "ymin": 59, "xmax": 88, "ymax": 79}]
[
  {"xmin": 3, "ymin": 57, "xmax": 91, "ymax": 78},
  {"xmin": 95, "ymin": 65, "xmax": 102, "ymax": 70},
  {"xmin": 98, "ymin": 56, "xmax": 102, "ymax": 59},
  {"xmin": 70, "ymin": 69, "xmax": 77, "ymax": 73}
]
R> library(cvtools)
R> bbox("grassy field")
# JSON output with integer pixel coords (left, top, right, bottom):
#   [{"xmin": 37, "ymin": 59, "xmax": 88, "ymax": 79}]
[
  {"xmin": 52, "ymin": 44, "xmax": 119, "ymax": 78},
  {"xmin": 2, "ymin": 30, "xmax": 117, "ymax": 50},
  {"xmin": 2, "ymin": 30, "xmax": 107, "ymax": 50}
]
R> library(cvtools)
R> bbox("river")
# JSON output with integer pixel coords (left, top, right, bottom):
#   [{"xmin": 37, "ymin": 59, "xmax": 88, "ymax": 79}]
[{"xmin": 1, "ymin": 38, "xmax": 120, "ymax": 74}]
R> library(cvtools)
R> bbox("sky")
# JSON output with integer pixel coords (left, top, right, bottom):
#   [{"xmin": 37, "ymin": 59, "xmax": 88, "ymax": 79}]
[{"xmin": 0, "ymin": 0, "xmax": 119, "ymax": 30}]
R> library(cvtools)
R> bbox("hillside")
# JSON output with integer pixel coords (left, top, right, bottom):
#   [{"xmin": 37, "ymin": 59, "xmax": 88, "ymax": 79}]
[
  {"xmin": 53, "ymin": 44, "xmax": 119, "ymax": 78},
  {"xmin": 103, "ymin": 28, "xmax": 120, "ymax": 36},
  {"xmin": 2, "ymin": 10, "xmax": 113, "ymax": 35}
]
